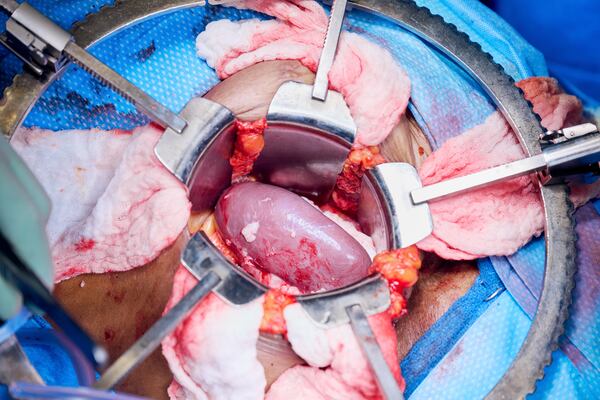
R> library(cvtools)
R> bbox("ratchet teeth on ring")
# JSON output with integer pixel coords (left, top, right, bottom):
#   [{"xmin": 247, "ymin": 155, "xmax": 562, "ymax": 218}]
[{"xmin": 0, "ymin": 0, "xmax": 588, "ymax": 398}]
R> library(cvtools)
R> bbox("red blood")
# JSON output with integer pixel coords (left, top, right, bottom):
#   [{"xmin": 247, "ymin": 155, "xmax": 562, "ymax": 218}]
[
  {"xmin": 110, "ymin": 128, "xmax": 133, "ymax": 136},
  {"xmin": 149, "ymin": 121, "xmax": 164, "ymax": 131},
  {"xmin": 298, "ymin": 238, "xmax": 318, "ymax": 258},
  {"xmin": 105, "ymin": 289, "xmax": 125, "ymax": 304},
  {"xmin": 230, "ymin": 118, "xmax": 267, "ymax": 180},
  {"xmin": 74, "ymin": 238, "xmax": 95, "ymax": 251},
  {"xmin": 330, "ymin": 146, "xmax": 385, "ymax": 214},
  {"xmin": 104, "ymin": 328, "xmax": 116, "ymax": 343},
  {"xmin": 259, "ymin": 270, "xmax": 270, "ymax": 283},
  {"xmin": 62, "ymin": 266, "xmax": 83, "ymax": 277}
]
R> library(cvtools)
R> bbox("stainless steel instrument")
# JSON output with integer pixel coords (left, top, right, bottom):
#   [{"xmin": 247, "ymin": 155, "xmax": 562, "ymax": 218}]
[
  {"xmin": 102, "ymin": 80, "xmax": 412, "ymax": 390},
  {"xmin": 0, "ymin": 230, "xmax": 108, "ymax": 369},
  {"xmin": 155, "ymin": 78, "xmax": 409, "ymax": 397},
  {"xmin": 0, "ymin": 0, "xmax": 187, "ymax": 133},
  {"xmin": 267, "ymin": 0, "xmax": 356, "ymax": 175},
  {"xmin": 263, "ymin": 6, "xmax": 406, "ymax": 393},
  {"xmin": 297, "ymin": 276, "xmax": 404, "ymax": 400},
  {"xmin": 95, "ymin": 232, "xmax": 266, "ymax": 390},
  {"xmin": 381, "ymin": 124, "xmax": 600, "ymax": 248}
]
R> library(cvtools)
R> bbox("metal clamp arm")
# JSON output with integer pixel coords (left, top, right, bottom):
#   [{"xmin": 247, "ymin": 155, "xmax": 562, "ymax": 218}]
[
  {"xmin": 0, "ymin": 2, "xmax": 187, "ymax": 133},
  {"xmin": 0, "ymin": 0, "xmax": 18, "ymax": 14}
]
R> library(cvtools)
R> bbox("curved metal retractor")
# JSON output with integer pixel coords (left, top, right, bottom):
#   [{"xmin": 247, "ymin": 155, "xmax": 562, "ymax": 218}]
[{"xmin": 0, "ymin": 1, "xmax": 576, "ymax": 399}]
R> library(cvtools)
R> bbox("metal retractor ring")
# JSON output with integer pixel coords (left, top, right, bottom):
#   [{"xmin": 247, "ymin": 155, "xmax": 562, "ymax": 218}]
[{"xmin": 0, "ymin": 1, "xmax": 577, "ymax": 399}]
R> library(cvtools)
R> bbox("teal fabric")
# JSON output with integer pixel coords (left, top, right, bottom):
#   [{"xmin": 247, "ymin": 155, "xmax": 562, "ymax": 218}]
[{"xmin": 401, "ymin": 260, "xmax": 504, "ymax": 396}]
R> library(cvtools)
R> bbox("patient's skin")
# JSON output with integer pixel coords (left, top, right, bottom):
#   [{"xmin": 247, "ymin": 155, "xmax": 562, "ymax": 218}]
[
  {"xmin": 395, "ymin": 254, "xmax": 479, "ymax": 360},
  {"xmin": 54, "ymin": 235, "xmax": 186, "ymax": 399},
  {"xmin": 53, "ymin": 60, "xmax": 478, "ymax": 398},
  {"xmin": 203, "ymin": 60, "xmax": 315, "ymax": 120}
]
